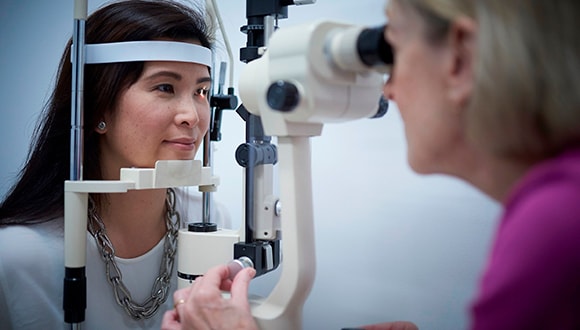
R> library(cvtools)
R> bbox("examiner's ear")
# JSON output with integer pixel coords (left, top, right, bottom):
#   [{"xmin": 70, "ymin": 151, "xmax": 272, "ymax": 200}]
[{"xmin": 446, "ymin": 16, "xmax": 476, "ymax": 108}]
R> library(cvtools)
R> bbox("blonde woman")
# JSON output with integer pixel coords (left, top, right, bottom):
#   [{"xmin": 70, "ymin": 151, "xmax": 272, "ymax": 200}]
[{"xmin": 163, "ymin": 0, "xmax": 580, "ymax": 329}]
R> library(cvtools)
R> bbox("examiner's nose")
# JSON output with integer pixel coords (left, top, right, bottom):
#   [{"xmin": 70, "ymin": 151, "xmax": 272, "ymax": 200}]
[{"xmin": 383, "ymin": 75, "xmax": 394, "ymax": 101}]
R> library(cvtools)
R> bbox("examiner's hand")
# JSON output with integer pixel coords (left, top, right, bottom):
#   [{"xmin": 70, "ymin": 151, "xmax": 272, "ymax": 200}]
[{"xmin": 161, "ymin": 264, "xmax": 258, "ymax": 330}]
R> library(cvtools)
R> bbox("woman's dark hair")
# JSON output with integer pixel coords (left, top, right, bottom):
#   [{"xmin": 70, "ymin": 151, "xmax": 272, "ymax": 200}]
[{"xmin": 0, "ymin": 0, "xmax": 214, "ymax": 225}]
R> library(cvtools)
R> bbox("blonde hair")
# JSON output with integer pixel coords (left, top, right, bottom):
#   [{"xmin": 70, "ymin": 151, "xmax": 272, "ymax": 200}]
[{"xmin": 393, "ymin": 0, "xmax": 580, "ymax": 160}]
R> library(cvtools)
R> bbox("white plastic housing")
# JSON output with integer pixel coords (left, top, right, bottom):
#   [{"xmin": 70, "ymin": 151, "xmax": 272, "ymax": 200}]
[
  {"xmin": 239, "ymin": 21, "xmax": 384, "ymax": 137},
  {"xmin": 177, "ymin": 228, "xmax": 241, "ymax": 289}
]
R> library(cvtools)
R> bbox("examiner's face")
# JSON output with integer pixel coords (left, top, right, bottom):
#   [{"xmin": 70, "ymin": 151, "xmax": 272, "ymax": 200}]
[
  {"xmin": 383, "ymin": 1, "xmax": 466, "ymax": 174},
  {"xmin": 99, "ymin": 60, "xmax": 211, "ymax": 177}
]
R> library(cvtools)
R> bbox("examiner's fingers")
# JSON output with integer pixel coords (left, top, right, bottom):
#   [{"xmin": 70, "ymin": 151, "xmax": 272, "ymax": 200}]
[
  {"xmin": 190, "ymin": 264, "xmax": 231, "ymax": 299},
  {"xmin": 201, "ymin": 264, "xmax": 230, "ymax": 288},
  {"xmin": 230, "ymin": 267, "xmax": 256, "ymax": 306},
  {"xmin": 161, "ymin": 310, "xmax": 181, "ymax": 330},
  {"xmin": 173, "ymin": 287, "xmax": 191, "ymax": 308}
]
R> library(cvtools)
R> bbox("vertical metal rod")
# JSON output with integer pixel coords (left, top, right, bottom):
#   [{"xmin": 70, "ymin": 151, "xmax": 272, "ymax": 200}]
[
  {"xmin": 202, "ymin": 131, "xmax": 212, "ymax": 223},
  {"xmin": 64, "ymin": 0, "xmax": 88, "ymax": 328},
  {"xmin": 264, "ymin": 15, "xmax": 275, "ymax": 41},
  {"xmin": 202, "ymin": 62, "xmax": 226, "ymax": 223},
  {"xmin": 68, "ymin": 324, "xmax": 83, "ymax": 330},
  {"xmin": 70, "ymin": 19, "xmax": 85, "ymax": 181},
  {"xmin": 244, "ymin": 128, "xmax": 256, "ymax": 242}
]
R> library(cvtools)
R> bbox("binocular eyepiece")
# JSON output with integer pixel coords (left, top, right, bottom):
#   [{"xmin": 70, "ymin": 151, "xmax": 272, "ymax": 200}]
[
  {"xmin": 328, "ymin": 24, "xmax": 392, "ymax": 73},
  {"xmin": 358, "ymin": 25, "xmax": 393, "ymax": 69}
]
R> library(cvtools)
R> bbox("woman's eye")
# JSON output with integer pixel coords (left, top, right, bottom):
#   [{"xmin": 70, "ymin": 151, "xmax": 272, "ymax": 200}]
[
  {"xmin": 155, "ymin": 84, "xmax": 174, "ymax": 93},
  {"xmin": 195, "ymin": 88, "xmax": 210, "ymax": 98}
]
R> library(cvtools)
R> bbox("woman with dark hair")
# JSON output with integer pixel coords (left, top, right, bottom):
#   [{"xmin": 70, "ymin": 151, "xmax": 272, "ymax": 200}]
[{"xmin": 0, "ymin": 1, "xmax": 230, "ymax": 329}]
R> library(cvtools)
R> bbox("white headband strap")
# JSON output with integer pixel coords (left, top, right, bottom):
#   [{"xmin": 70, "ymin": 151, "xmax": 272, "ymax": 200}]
[{"xmin": 83, "ymin": 41, "xmax": 212, "ymax": 66}]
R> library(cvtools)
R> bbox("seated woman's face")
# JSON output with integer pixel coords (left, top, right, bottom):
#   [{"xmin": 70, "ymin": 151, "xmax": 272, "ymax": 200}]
[{"xmin": 99, "ymin": 60, "xmax": 211, "ymax": 176}]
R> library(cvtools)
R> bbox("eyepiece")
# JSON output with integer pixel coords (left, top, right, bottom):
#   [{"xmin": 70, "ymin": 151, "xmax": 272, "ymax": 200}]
[
  {"xmin": 328, "ymin": 24, "xmax": 393, "ymax": 73},
  {"xmin": 357, "ymin": 25, "xmax": 393, "ymax": 67}
]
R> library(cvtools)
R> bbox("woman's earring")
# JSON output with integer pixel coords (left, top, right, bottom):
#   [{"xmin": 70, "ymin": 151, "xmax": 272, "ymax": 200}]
[{"xmin": 97, "ymin": 121, "xmax": 107, "ymax": 131}]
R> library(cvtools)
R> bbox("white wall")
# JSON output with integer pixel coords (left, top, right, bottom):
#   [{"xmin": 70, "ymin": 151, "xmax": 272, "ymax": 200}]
[{"xmin": 0, "ymin": 0, "xmax": 500, "ymax": 329}]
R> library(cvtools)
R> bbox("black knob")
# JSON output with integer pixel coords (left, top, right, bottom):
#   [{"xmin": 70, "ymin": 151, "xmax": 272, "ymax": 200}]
[
  {"xmin": 188, "ymin": 222, "xmax": 217, "ymax": 232},
  {"xmin": 267, "ymin": 80, "xmax": 300, "ymax": 112}
]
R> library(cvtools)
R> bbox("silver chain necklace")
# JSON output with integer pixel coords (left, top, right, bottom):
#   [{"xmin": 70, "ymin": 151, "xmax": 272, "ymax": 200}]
[{"xmin": 87, "ymin": 188, "xmax": 181, "ymax": 320}]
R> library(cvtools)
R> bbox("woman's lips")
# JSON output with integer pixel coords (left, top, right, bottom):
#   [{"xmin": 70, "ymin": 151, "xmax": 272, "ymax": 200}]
[{"xmin": 165, "ymin": 138, "xmax": 196, "ymax": 151}]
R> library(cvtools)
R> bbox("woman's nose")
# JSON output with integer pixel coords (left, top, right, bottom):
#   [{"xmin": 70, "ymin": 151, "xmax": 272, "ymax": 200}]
[{"xmin": 176, "ymin": 98, "xmax": 200, "ymax": 127}]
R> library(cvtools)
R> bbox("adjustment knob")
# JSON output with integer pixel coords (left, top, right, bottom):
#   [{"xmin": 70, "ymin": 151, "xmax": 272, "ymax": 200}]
[
  {"xmin": 267, "ymin": 80, "xmax": 300, "ymax": 112},
  {"xmin": 188, "ymin": 222, "xmax": 217, "ymax": 232}
]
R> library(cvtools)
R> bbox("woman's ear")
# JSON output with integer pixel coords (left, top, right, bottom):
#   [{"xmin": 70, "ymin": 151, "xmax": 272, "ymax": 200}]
[
  {"xmin": 95, "ymin": 120, "xmax": 107, "ymax": 134},
  {"xmin": 95, "ymin": 113, "xmax": 111, "ymax": 134},
  {"xmin": 94, "ymin": 112, "xmax": 113, "ymax": 134},
  {"xmin": 446, "ymin": 16, "xmax": 477, "ymax": 108}
]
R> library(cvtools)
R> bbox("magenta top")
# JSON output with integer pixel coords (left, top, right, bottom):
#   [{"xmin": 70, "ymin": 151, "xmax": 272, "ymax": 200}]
[{"xmin": 470, "ymin": 147, "xmax": 580, "ymax": 330}]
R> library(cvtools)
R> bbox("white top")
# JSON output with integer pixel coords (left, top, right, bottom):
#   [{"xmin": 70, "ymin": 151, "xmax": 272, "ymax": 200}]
[{"xmin": 0, "ymin": 187, "xmax": 231, "ymax": 330}]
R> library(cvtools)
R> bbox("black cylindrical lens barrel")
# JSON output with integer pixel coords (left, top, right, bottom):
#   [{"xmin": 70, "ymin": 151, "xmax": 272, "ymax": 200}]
[{"xmin": 357, "ymin": 25, "xmax": 393, "ymax": 67}]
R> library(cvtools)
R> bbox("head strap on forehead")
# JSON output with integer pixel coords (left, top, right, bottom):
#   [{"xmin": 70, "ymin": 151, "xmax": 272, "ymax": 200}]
[{"xmin": 83, "ymin": 41, "xmax": 212, "ymax": 66}]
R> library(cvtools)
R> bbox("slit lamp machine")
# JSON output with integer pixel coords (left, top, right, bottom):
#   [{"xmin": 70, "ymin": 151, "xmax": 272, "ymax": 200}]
[{"xmin": 63, "ymin": 0, "xmax": 393, "ymax": 329}]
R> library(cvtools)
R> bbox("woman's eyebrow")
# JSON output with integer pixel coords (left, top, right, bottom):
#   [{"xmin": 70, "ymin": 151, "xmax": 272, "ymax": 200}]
[
  {"xmin": 144, "ymin": 70, "xmax": 182, "ymax": 81},
  {"xmin": 197, "ymin": 76, "xmax": 212, "ymax": 84},
  {"xmin": 143, "ymin": 71, "xmax": 212, "ymax": 85}
]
